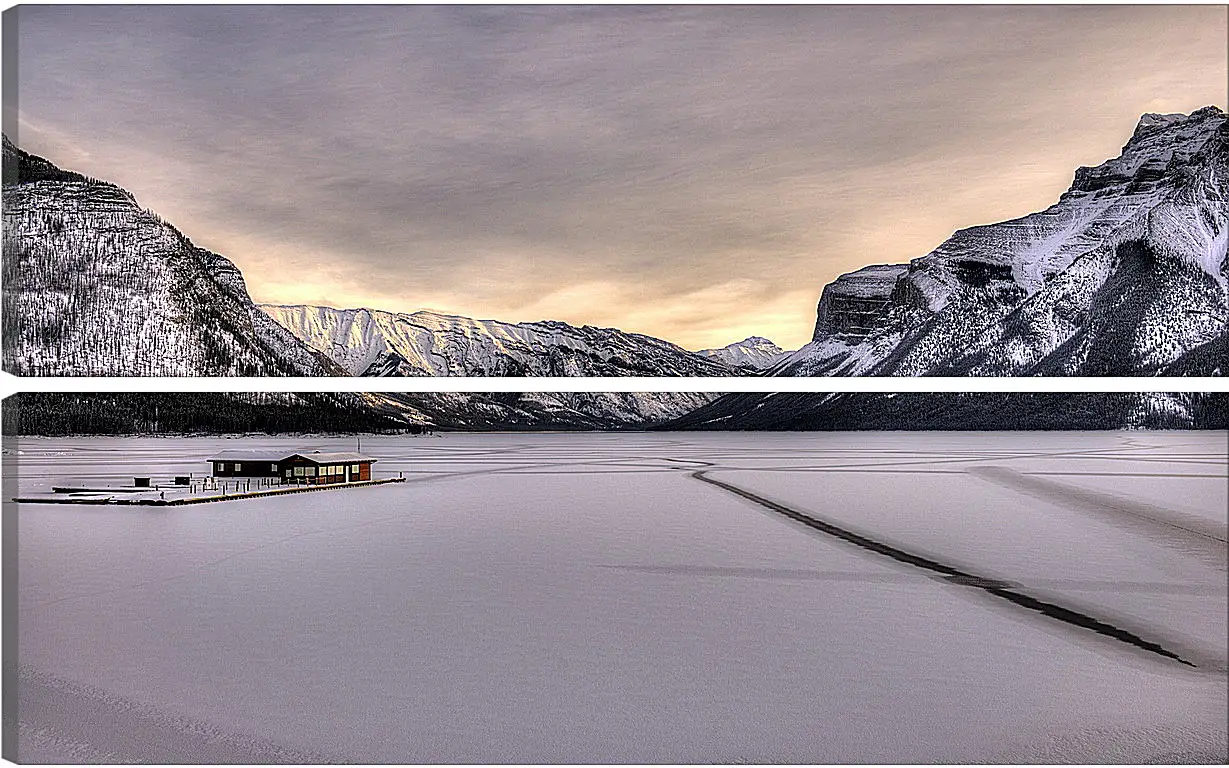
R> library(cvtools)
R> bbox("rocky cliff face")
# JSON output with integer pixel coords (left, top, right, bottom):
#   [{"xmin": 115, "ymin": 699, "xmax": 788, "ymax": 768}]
[
  {"xmin": 811, "ymin": 264, "xmax": 908, "ymax": 342},
  {"xmin": 259, "ymin": 303, "xmax": 738, "ymax": 378},
  {"xmin": 2, "ymin": 136, "xmax": 342, "ymax": 376},
  {"xmin": 776, "ymin": 106, "xmax": 1228, "ymax": 377}
]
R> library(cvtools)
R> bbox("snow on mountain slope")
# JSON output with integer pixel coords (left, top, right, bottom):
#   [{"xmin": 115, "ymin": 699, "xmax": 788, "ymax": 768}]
[
  {"xmin": 2, "ymin": 136, "xmax": 343, "ymax": 376},
  {"xmin": 259, "ymin": 304, "xmax": 729, "ymax": 424},
  {"xmin": 775, "ymin": 106, "xmax": 1228, "ymax": 378},
  {"xmin": 259, "ymin": 304, "xmax": 739, "ymax": 377},
  {"xmin": 695, "ymin": 336, "xmax": 790, "ymax": 371}
]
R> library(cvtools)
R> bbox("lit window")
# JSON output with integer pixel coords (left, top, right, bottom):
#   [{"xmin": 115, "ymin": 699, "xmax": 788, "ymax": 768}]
[
  {"xmin": 271, "ymin": 463, "xmax": 278, "ymax": 472},
  {"xmin": 294, "ymin": 466, "xmax": 305, "ymax": 477},
  {"xmin": 305, "ymin": 467, "xmax": 316, "ymax": 476},
  {"xmin": 234, "ymin": 463, "xmax": 242, "ymax": 472},
  {"xmin": 351, "ymin": 464, "xmax": 360, "ymax": 473},
  {"xmin": 214, "ymin": 462, "xmax": 223, "ymax": 473}
]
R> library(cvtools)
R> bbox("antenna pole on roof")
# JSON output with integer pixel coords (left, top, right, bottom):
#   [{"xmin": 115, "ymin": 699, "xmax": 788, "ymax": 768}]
[{"xmin": 357, "ymin": 433, "xmax": 361, "ymax": 453}]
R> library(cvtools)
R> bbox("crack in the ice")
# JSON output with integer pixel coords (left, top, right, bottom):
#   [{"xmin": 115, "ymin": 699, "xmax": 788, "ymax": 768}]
[{"xmin": 689, "ymin": 470, "xmax": 1198, "ymax": 668}]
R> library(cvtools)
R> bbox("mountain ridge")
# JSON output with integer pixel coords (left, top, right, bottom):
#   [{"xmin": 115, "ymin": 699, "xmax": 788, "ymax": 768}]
[
  {"xmin": 768, "ymin": 105, "xmax": 1227, "ymax": 379},
  {"xmin": 258, "ymin": 302, "xmax": 740, "ymax": 377}
]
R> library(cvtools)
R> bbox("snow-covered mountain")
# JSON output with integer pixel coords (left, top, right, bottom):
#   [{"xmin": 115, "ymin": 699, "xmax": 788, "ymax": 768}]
[
  {"xmin": 0, "ymin": 136, "xmax": 716, "ymax": 425},
  {"xmin": 772, "ymin": 106, "xmax": 1228, "ymax": 377},
  {"xmin": 695, "ymin": 336, "xmax": 790, "ymax": 371},
  {"xmin": 259, "ymin": 303, "xmax": 738, "ymax": 377},
  {"xmin": 5, "ymin": 105, "xmax": 1221, "ymax": 434},
  {"xmin": 2, "ymin": 136, "xmax": 342, "ymax": 376},
  {"xmin": 257, "ymin": 304, "xmax": 729, "ymax": 424}
]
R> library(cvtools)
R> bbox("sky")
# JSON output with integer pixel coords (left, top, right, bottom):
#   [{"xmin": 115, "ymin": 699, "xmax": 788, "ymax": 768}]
[{"xmin": 9, "ymin": 5, "xmax": 1227, "ymax": 350}]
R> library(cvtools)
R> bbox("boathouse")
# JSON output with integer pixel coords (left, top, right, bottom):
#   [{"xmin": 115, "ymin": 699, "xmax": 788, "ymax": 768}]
[{"xmin": 208, "ymin": 450, "xmax": 376, "ymax": 485}]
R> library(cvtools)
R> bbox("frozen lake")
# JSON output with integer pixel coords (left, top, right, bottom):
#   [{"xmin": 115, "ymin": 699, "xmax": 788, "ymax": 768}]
[{"xmin": 6, "ymin": 431, "xmax": 1227, "ymax": 763}]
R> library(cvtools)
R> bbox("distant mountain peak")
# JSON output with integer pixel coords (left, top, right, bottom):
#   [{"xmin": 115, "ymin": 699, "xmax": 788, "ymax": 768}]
[
  {"xmin": 1132, "ymin": 112, "xmax": 1192, "ymax": 139},
  {"xmin": 1132, "ymin": 105, "xmax": 1223, "ymax": 141},
  {"xmin": 696, "ymin": 335, "xmax": 789, "ymax": 371}
]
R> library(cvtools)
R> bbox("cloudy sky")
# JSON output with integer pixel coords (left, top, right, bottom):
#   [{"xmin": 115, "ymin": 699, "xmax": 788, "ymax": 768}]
[{"xmin": 10, "ymin": 5, "xmax": 1227, "ymax": 350}]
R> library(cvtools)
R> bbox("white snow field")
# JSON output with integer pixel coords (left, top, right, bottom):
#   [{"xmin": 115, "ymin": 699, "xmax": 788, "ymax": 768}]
[{"xmin": 6, "ymin": 431, "xmax": 1227, "ymax": 763}]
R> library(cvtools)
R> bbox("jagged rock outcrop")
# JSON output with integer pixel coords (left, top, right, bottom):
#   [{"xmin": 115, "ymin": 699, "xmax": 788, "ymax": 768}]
[
  {"xmin": 811, "ymin": 264, "xmax": 909, "ymax": 342},
  {"xmin": 775, "ymin": 106, "xmax": 1228, "ymax": 377},
  {"xmin": 2, "ymin": 136, "xmax": 343, "ymax": 376}
]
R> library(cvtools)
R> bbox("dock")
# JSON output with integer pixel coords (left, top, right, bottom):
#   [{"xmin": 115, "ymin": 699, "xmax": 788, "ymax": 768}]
[{"xmin": 15, "ymin": 477, "xmax": 407, "ymax": 506}]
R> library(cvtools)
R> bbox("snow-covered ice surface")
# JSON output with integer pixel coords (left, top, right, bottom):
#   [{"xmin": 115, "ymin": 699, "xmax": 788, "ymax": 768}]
[{"xmin": 6, "ymin": 431, "xmax": 1227, "ymax": 763}]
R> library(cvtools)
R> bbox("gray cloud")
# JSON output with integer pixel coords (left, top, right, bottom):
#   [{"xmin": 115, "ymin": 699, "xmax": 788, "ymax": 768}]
[{"xmin": 12, "ymin": 5, "xmax": 1227, "ymax": 348}]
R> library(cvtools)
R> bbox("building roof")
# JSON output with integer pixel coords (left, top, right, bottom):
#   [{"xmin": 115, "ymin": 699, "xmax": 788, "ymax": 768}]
[
  {"xmin": 208, "ymin": 449, "xmax": 376, "ymax": 464},
  {"xmin": 207, "ymin": 449, "xmax": 291, "ymax": 463},
  {"xmin": 284, "ymin": 451, "xmax": 376, "ymax": 464}
]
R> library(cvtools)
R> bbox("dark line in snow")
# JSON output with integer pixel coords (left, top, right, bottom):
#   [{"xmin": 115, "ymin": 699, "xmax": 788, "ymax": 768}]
[
  {"xmin": 967, "ymin": 465, "xmax": 1228, "ymax": 546},
  {"xmin": 689, "ymin": 470, "xmax": 1197, "ymax": 668}
]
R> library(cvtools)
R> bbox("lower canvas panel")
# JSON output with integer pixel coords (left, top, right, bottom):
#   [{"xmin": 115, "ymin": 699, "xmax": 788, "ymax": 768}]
[{"xmin": 3, "ymin": 393, "xmax": 1227, "ymax": 763}]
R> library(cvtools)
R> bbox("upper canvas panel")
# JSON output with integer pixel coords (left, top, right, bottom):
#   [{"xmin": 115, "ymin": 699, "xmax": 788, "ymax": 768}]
[{"xmin": 3, "ymin": 6, "xmax": 1226, "ymax": 377}]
